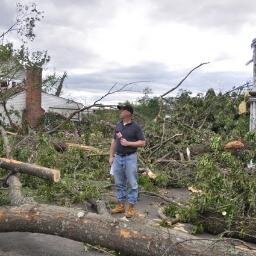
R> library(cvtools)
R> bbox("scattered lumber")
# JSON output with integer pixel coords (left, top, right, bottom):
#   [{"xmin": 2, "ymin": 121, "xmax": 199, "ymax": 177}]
[
  {"xmin": 188, "ymin": 186, "xmax": 202, "ymax": 194},
  {"xmin": 5, "ymin": 131, "xmax": 17, "ymax": 136},
  {"xmin": 0, "ymin": 158, "xmax": 60, "ymax": 182},
  {"xmin": 224, "ymin": 140, "xmax": 245, "ymax": 150},
  {"xmin": 66, "ymin": 143, "xmax": 100, "ymax": 152},
  {"xmin": 52, "ymin": 141, "xmax": 101, "ymax": 153},
  {"xmin": 139, "ymin": 167, "xmax": 157, "ymax": 179}
]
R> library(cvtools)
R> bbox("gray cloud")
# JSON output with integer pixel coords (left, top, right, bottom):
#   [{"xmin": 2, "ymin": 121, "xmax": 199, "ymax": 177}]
[
  {"xmin": 36, "ymin": 0, "xmax": 117, "ymax": 29},
  {"xmin": 34, "ymin": 29, "xmax": 100, "ymax": 70},
  {"xmin": 149, "ymin": 0, "xmax": 256, "ymax": 31},
  {"xmin": 0, "ymin": 0, "xmax": 253, "ymax": 104},
  {"xmin": 63, "ymin": 62, "xmax": 251, "ymax": 98},
  {"xmin": 0, "ymin": 0, "xmax": 16, "ymax": 31},
  {"xmin": 23, "ymin": 0, "xmax": 118, "ymax": 70}
]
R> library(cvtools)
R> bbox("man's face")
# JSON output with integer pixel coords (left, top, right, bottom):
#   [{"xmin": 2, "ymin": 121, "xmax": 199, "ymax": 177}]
[{"xmin": 119, "ymin": 109, "xmax": 131, "ymax": 119}]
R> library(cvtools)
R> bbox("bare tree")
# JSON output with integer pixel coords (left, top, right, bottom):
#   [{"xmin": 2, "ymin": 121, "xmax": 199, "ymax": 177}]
[{"xmin": 46, "ymin": 81, "xmax": 147, "ymax": 134}]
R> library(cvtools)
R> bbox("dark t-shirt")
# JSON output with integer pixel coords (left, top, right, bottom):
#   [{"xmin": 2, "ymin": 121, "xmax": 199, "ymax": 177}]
[{"xmin": 113, "ymin": 121, "xmax": 145, "ymax": 154}]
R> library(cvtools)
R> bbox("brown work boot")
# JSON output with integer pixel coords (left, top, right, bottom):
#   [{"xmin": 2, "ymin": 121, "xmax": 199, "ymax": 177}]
[
  {"xmin": 111, "ymin": 202, "xmax": 125, "ymax": 214},
  {"xmin": 125, "ymin": 203, "xmax": 136, "ymax": 218}
]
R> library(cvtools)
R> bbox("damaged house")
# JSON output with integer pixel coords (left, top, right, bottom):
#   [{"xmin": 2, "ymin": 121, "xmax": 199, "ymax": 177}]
[{"xmin": 0, "ymin": 67, "xmax": 84, "ymax": 127}]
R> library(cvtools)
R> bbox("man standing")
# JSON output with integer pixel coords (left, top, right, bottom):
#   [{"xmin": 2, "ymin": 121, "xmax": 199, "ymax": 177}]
[{"xmin": 109, "ymin": 104, "xmax": 146, "ymax": 218}]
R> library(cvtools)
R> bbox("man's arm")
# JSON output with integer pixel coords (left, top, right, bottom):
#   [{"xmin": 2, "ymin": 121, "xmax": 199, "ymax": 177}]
[
  {"xmin": 109, "ymin": 139, "xmax": 116, "ymax": 165},
  {"xmin": 120, "ymin": 124, "xmax": 146, "ymax": 147},
  {"xmin": 120, "ymin": 139, "xmax": 146, "ymax": 147}
]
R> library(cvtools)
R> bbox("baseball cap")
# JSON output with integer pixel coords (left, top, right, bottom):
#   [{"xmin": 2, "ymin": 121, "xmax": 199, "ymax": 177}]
[{"xmin": 117, "ymin": 104, "xmax": 134, "ymax": 114}]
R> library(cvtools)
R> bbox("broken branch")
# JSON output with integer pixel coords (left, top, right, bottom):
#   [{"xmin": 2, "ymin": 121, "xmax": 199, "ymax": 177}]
[
  {"xmin": 160, "ymin": 62, "xmax": 210, "ymax": 98},
  {"xmin": 0, "ymin": 158, "xmax": 60, "ymax": 182}
]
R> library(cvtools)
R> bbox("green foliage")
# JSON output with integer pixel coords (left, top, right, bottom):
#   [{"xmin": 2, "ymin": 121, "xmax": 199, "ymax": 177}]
[
  {"xmin": 16, "ymin": 2, "xmax": 44, "ymax": 42},
  {"xmin": 210, "ymin": 135, "xmax": 222, "ymax": 152},
  {"xmin": 154, "ymin": 173, "xmax": 170, "ymax": 187},
  {"xmin": 0, "ymin": 2, "xmax": 49, "ymax": 91},
  {"xmin": 1, "ymin": 84, "xmax": 255, "ymax": 243},
  {"xmin": 10, "ymin": 130, "xmax": 111, "ymax": 206},
  {"xmin": 0, "ymin": 44, "xmax": 13, "ymax": 62},
  {"xmin": 0, "ymin": 169, "xmax": 9, "ymax": 205},
  {"xmin": 0, "ymin": 44, "xmax": 23, "ymax": 83},
  {"xmin": 136, "ymin": 97, "xmax": 160, "ymax": 120},
  {"xmin": 165, "ymin": 150, "xmax": 256, "ymax": 235},
  {"xmin": 35, "ymin": 134, "xmax": 57, "ymax": 167},
  {"xmin": 0, "ymin": 190, "xmax": 9, "ymax": 206},
  {"xmin": 139, "ymin": 176, "xmax": 156, "ymax": 191},
  {"xmin": 164, "ymin": 202, "xmax": 180, "ymax": 218}
]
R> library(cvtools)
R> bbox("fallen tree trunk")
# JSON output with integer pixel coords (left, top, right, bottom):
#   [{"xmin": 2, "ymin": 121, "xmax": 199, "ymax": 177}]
[
  {"xmin": 0, "ymin": 158, "xmax": 60, "ymax": 182},
  {"xmin": 6, "ymin": 175, "xmax": 34, "ymax": 206},
  {"xmin": 0, "ymin": 204, "xmax": 254, "ymax": 256}
]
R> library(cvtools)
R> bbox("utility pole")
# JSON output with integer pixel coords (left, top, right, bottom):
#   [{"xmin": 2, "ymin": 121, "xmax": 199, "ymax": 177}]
[{"xmin": 249, "ymin": 38, "xmax": 256, "ymax": 131}]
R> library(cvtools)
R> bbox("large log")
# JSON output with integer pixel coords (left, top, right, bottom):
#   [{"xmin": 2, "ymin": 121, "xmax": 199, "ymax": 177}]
[
  {"xmin": 0, "ymin": 204, "xmax": 254, "ymax": 256},
  {"xmin": 0, "ymin": 158, "xmax": 60, "ymax": 182}
]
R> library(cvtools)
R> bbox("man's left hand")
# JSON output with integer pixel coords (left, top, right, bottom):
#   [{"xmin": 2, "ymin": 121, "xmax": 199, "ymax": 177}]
[{"xmin": 120, "ymin": 138, "xmax": 130, "ymax": 146}]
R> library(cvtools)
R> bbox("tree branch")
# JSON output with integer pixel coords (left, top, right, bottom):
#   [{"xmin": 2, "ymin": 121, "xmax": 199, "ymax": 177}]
[
  {"xmin": 1, "ymin": 101, "xmax": 19, "ymax": 130},
  {"xmin": 46, "ymin": 81, "xmax": 147, "ymax": 134},
  {"xmin": 160, "ymin": 62, "xmax": 210, "ymax": 98}
]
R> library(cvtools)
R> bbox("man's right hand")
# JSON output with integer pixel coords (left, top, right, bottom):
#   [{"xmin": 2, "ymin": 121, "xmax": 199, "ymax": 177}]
[{"xmin": 109, "ymin": 156, "xmax": 114, "ymax": 166}]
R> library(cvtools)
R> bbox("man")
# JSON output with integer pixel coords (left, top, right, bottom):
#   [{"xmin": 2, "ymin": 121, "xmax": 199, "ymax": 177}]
[{"xmin": 109, "ymin": 104, "xmax": 146, "ymax": 218}]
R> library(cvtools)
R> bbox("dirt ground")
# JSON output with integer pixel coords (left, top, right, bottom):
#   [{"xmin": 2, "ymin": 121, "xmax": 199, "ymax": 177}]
[{"xmin": 0, "ymin": 188, "xmax": 190, "ymax": 256}]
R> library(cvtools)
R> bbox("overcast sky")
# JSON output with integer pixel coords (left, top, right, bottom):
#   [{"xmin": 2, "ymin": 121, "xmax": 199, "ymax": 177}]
[{"xmin": 1, "ymin": 0, "xmax": 256, "ymax": 104}]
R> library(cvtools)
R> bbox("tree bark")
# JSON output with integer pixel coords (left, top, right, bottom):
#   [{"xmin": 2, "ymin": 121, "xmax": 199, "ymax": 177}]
[
  {"xmin": 6, "ymin": 175, "xmax": 34, "ymax": 206},
  {"xmin": 0, "ymin": 158, "xmax": 60, "ymax": 182},
  {"xmin": 2, "ymin": 101, "xmax": 18, "ymax": 130},
  {"xmin": 0, "ymin": 204, "xmax": 254, "ymax": 256},
  {"xmin": 0, "ymin": 125, "xmax": 11, "ymax": 158}
]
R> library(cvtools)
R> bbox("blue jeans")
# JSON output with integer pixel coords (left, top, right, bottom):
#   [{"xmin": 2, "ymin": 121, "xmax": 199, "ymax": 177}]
[{"xmin": 112, "ymin": 153, "xmax": 138, "ymax": 204}]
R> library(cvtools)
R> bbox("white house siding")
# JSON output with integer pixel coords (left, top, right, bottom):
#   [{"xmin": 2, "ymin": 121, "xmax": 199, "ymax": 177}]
[
  {"xmin": 0, "ymin": 91, "xmax": 84, "ymax": 125},
  {"xmin": 42, "ymin": 94, "xmax": 83, "ymax": 120},
  {"xmin": 0, "ymin": 91, "xmax": 26, "ymax": 124}
]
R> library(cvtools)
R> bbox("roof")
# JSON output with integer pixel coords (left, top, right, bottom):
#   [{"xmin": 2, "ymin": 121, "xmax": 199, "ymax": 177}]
[
  {"xmin": 2, "ymin": 88, "xmax": 84, "ymax": 108},
  {"xmin": 45, "ymin": 93, "xmax": 84, "ymax": 108},
  {"xmin": 0, "ymin": 85, "xmax": 25, "ymax": 103}
]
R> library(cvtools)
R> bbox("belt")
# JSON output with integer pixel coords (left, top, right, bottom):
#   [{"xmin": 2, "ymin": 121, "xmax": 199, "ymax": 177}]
[{"xmin": 116, "ymin": 152, "xmax": 136, "ymax": 157}]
